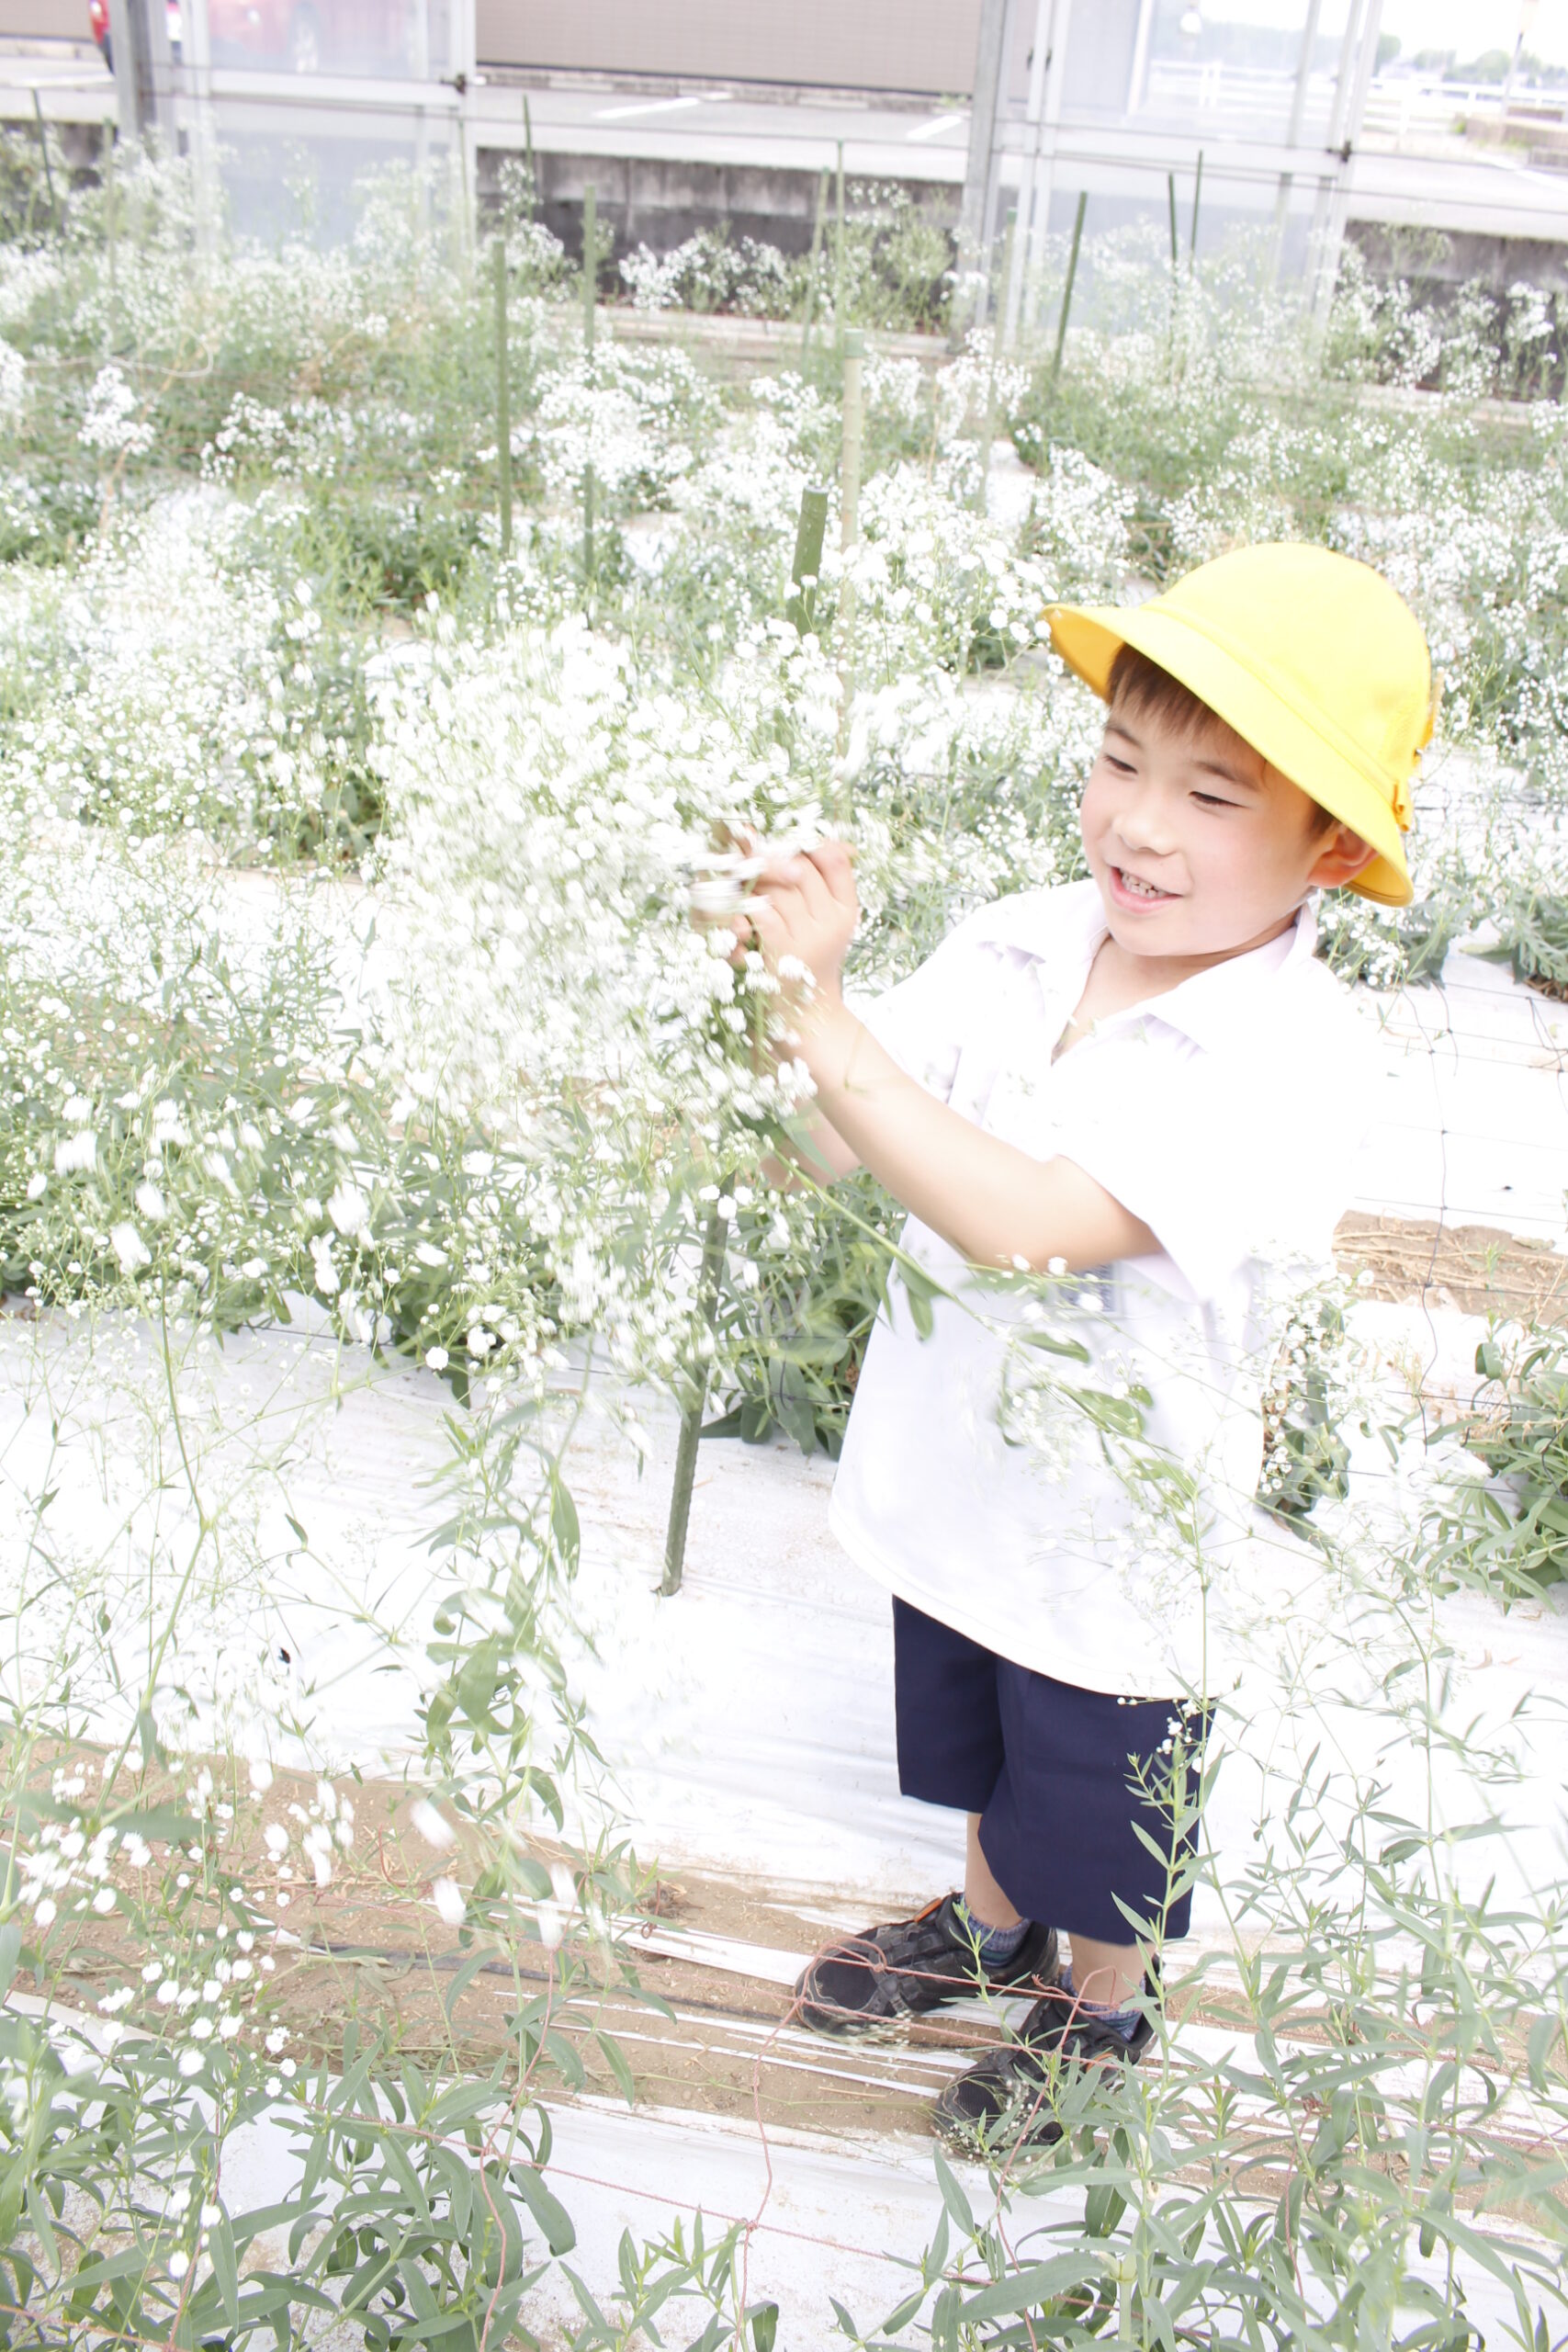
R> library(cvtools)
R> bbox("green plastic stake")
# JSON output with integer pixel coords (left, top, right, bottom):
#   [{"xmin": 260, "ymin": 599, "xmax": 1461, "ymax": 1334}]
[
  {"xmin": 660, "ymin": 1204, "xmax": 728, "ymax": 1596},
  {"xmin": 524, "ymin": 92, "xmax": 536, "ymax": 219},
  {"xmin": 105, "ymin": 137, "xmax": 117, "ymax": 336},
  {"xmin": 31, "ymin": 89, "xmax": 57, "ymax": 220},
  {"xmin": 1190, "ymin": 148, "xmax": 1204, "ymax": 267},
  {"xmin": 785, "ymin": 484, "xmax": 829, "ymax": 635},
  {"xmin": 582, "ymin": 181, "xmax": 596, "ymax": 581},
  {"xmin": 1168, "ymin": 171, "xmax": 1179, "ymax": 269},
  {"xmin": 494, "ymin": 239, "xmax": 513, "ymax": 558},
  {"xmin": 799, "ymin": 166, "xmax": 829, "ymax": 368},
  {"xmin": 1050, "ymin": 191, "xmax": 1087, "ymax": 389}
]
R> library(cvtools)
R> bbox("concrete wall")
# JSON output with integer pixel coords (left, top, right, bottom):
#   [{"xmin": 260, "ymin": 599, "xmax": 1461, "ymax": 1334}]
[
  {"xmin": 1348, "ymin": 220, "xmax": 1568, "ymax": 297},
  {"xmin": 475, "ymin": 0, "xmax": 983, "ymax": 96},
  {"xmin": 0, "ymin": 0, "xmax": 88, "ymax": 36},
  {"xmin": 479, "ymin": 146, "xmax": 956, "ymax": 265}
]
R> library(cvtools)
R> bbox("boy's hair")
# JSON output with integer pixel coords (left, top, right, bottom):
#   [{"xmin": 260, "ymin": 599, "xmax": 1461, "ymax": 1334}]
[
  {"xmin": 1107, "ymin": 642, "xmax": 1223, "ymax": 740},
  {"xmin": 1107, "ymin": 642, "xmax": 1338, "ymax": 834}
]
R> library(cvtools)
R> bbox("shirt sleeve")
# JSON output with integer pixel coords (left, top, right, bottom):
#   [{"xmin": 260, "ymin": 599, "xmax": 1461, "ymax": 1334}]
[
  {"xmin": 847, "ymin": 910, "xmax": 1006, "ymax": 1105},
  {"xmin": 1050, "ymin": 1013, "xmax": 1377, "ymax": 1301}
]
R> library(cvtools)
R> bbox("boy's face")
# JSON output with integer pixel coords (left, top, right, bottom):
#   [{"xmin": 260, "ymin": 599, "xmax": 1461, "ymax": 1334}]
[{"xmin": 1079, "ymin": 696, "xmax": 1372, "ymax": 962}]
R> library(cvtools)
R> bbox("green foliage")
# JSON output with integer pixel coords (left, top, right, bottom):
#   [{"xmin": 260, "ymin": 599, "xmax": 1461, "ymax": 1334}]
[
  {"xmin": 705, "ymin": 1171, "xmax": 902, "ymax": 1457},
  {"xmin": 1258, "ymin": 1296, "xmax": 1354, "ymax": 1522},
  {"xmin": 1431, "ymin": 1329, "xmax": 1568, "ymax": 1596}
]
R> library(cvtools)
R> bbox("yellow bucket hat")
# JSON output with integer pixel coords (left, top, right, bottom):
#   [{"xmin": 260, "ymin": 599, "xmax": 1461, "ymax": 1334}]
[{"xmin": 1045, "ymin": 542, "xmax": 1436, "ymax": 908}]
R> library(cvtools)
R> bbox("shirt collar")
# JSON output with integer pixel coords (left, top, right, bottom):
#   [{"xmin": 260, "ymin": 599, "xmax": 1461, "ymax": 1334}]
[{"xmin": 1042, "ymin": 878, "xmax": 1319, "ymax": 1056}]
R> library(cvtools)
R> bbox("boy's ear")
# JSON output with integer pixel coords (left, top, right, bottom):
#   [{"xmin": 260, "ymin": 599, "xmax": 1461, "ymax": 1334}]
[{"xmin": 1308, "ymin": 821, "xmax": 1378, "ymax": 891}]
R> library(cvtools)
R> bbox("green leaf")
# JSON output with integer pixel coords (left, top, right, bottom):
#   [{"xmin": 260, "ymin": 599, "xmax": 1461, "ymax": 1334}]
[
  {"xmin": 550, "ymin": 1479, "xmax": 581, "ymax": 1569},
  {"xmin": 0, "ymin": 1921, "xmax": 21, "ymax": 2001},
  {"xmin": 931, "ymin": 2147, "xmax": 973, "ymax": 2236},
  {"xmin": 959, "ymin": 2253, "xmax": 1105, "ymax": 2322},
  {"xmin": 511, "ymin": 2164, "xmax": 576, "ymax": 2256},
  {"xmin": 1018, "ymin": 1329, "xmax": 1092, "ymax": 1363},
  {"xmin": 750, "ymin": 2300, "xmax": 780, "ymax": 2352},
  {"xmin": 209, "ymin": 2216, "xmax": 240, "ymax": 2330},
  {"xmin": 596, "ymin": 2028, "xmax": 638, "ymax": 2109}
]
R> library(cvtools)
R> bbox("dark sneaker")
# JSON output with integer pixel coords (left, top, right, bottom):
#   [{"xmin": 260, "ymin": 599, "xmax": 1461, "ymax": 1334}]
[
  {"xmin": 794, "ymin": 1894, "xmax": 1059, "ymax": 2038},
  {"xmin": 932, "ymin": 1982, "xmax": 1156, "ymax": 2154}
]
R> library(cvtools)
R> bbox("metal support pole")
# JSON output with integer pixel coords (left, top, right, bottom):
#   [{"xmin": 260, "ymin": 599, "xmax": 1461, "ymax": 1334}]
[
  {"xmin": 976, "ymin": 0, "xmax": 1021, "ymax": 328},
  {"xmin": 1271, "ymin": 0, "xmax": 1324, "ymax": 281},
  {"xmin": 180, "ymin": 0, "xmax": 218, "ymax": 254},
  {"xmin": 1012, "ymin": 0, "xmax": 1072, "ymax": 345},
  {"xmin": 1306, "ymin": 0, "xmax": 1365, "ymax": 304},
  {"xmin": 1003, "ymin": 0, "xmax": 1053, "ymax": 348},
  {"xmin": 1312, "ymin": 0, "xmax": 1383, "ymax": 323},
  {"xmin": 956, "ymin": 0, "xmax": 1011, "ymax": 340},
  {"xmin": 108, "ymin": 0, "xmax": 175, "ymax": 147},
  {"xmin": 1127, "ymin": 0, "xmax": 1156, "ymax": 113}
]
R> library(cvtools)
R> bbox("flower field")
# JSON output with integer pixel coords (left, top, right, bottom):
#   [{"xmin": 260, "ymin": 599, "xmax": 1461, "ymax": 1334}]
[{"xmin": 1, "ymin": 144, "xmax": 1567, "ymax": 2347}]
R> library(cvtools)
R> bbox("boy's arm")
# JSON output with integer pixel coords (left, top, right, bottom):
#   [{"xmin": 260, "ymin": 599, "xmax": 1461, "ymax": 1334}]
[
  {"xmin": 738, "ymin": 844, "xmax": 1156, "ymax": 1273},
  {"xmin": 762, "ymin": 1111, "xmax": 861, "ymax": 1192}
]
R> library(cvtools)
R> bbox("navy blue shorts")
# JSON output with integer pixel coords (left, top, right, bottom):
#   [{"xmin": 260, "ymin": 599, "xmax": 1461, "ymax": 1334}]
[{"xmin": 892, "ymin": 1597, "xmax": 1205, "ymax": 1946}]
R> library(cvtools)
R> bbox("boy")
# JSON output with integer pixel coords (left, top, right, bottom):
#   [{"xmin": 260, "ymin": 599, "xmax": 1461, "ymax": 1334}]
[{"xmin": 730, "ymin": 540, "xmax": 1434, "ymax": 2153}]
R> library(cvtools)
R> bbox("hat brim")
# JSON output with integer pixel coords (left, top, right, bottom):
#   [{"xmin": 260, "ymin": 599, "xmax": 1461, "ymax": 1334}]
[{"xmin": 1046, "ymin": 601, "xmax": 1413, "ymax": 908}]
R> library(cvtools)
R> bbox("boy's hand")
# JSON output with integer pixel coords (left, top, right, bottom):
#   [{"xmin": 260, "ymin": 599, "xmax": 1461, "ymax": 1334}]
[{"xmin": 731, "ymin": 840, "xmax": 858, "ymax": 1020}]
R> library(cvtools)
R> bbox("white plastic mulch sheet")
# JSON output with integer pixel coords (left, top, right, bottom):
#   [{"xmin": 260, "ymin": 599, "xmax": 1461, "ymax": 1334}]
[{"xmin": 3, "ymin": 945, "xmax": 1566, "ymax": 2335}]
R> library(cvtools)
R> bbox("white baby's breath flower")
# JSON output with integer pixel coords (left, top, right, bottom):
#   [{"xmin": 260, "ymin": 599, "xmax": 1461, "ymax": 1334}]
[
  {"xmin": 109, "ymin": 1222, "xmax": 152, "ymax": 1273},
  {"xmin": 325, "ymin": 1180, "xmax": 368, "ymax": 1236},
  {"xmin": 53, "ymin": 1130, "xmax": 97, "ymax": 1176},
  {"xmin": 134, "ymin": 1181, "xmax": 167, "ymax": 1220},
  {"xmin": 411, "ymin": 1800, "xmax": 455, "ymax": 1849},
  {"xmin": 430, "ymin": 1875, "xmax": 466, "ymax": 1927}
]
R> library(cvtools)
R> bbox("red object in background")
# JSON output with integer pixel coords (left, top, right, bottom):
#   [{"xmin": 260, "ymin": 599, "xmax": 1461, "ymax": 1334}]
[
  {"xmin": 89, "ymin": 0, "xmax": 411, "ymax": 74},
  {"xmin": 89, "ymin": 0, "xmax": 184, "ymax": 66}
]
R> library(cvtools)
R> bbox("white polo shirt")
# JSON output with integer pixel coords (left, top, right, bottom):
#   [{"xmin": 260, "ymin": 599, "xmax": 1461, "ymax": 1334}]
[{"xmin": 828, "ymin": 879, "xmax": 1375, "ymax": 1701}]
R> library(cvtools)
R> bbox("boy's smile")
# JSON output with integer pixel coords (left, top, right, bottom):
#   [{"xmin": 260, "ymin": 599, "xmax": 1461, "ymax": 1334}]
[{"xmin": 1079, "ymin": 703, "xmax": 1375, "ymax": 978}]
